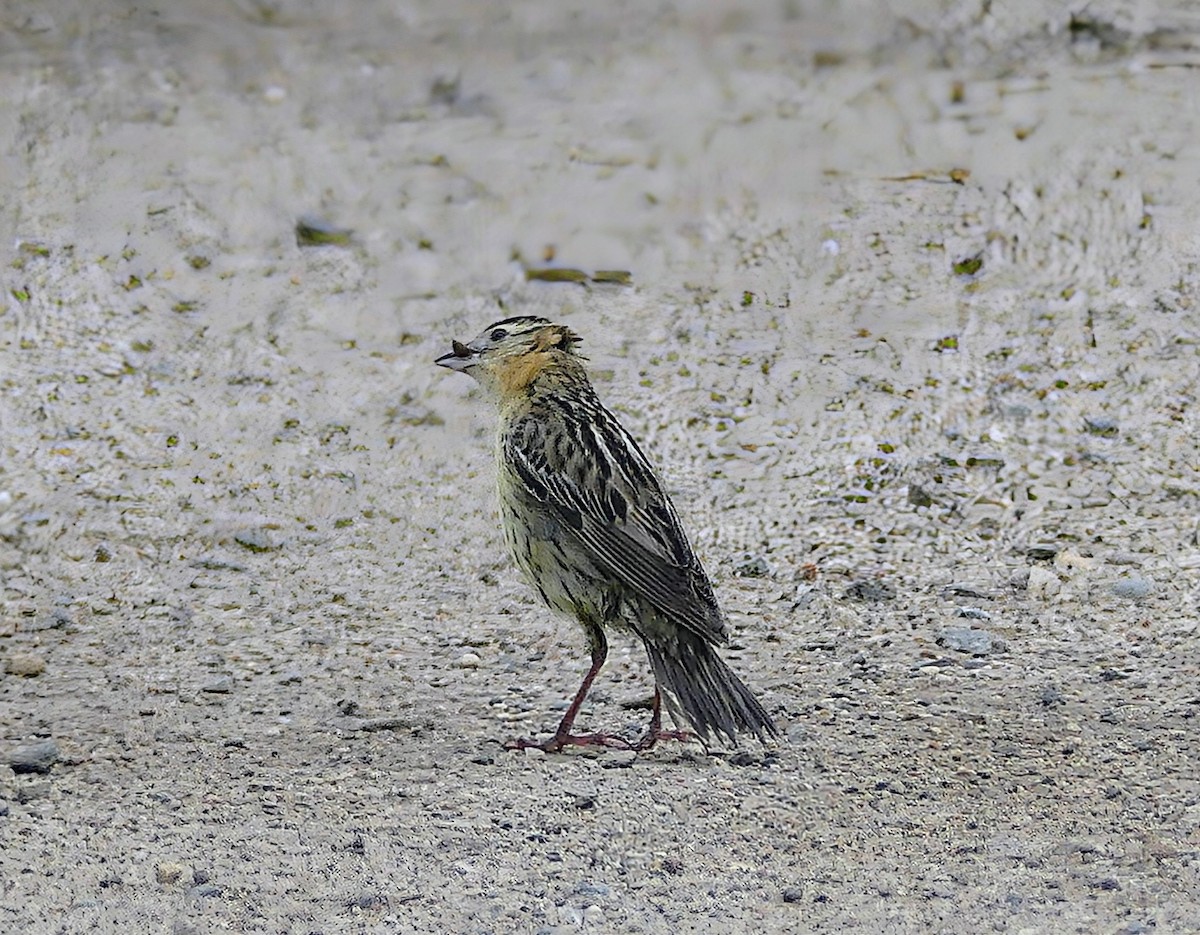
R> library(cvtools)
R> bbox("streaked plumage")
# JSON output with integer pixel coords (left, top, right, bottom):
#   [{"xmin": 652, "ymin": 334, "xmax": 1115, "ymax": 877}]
[{"xmin": 436, "ymin": 316, "xmax": 777, "ymax": 752}]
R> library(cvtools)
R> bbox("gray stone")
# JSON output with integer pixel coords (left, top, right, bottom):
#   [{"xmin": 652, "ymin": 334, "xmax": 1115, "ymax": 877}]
[
  {"xmin": 5, "ymin": 653, "xmax": 47, "ymax": 677},
  {"xmin": 1111, "ymin": 576, "xmax": 1152, "ymax": 600},
  {"xmin": 845, "ymin": 579, "xmax": 896, "ymax": 602},
  {"xmin": 1084, "ymin": 417, "xmax": 1119, "ymax": 436},
  {"xmin": 1026, "ymin": 566, "xmax": 1061, "ymax": 598},
  {"xmin": 734, "ymin": 555, "xmax": 771, "ymax": 577},
  {"xmin": 156, "ymin": 862, "xmax": 189, "ymax": 884},
  {"xmin": 16, "ymin": 783, "xmax": 51, "ymax": 803},
  {"xmin": 9, "ymin": 739, "xmax": 59, "ymax": 774},
  {"xmin": 601, "ymin": 750, "xmax": 636, "ymax": 769},
  {"xmin": 938, "ymin": 627, "xmax": 1001, "ymax": 655}
]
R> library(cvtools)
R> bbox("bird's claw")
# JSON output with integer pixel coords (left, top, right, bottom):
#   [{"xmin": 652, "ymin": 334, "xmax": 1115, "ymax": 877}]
[
  {"xmin": 634, "ymin": 728, "xmax": 695, "ymax": 751},
  {"xmin": 503, "ymin": 727, "xmax": 697, "ymax": 754},
  {"xmin": 504, "ymin": 732, "xmax": 633, "ymax": 753}
]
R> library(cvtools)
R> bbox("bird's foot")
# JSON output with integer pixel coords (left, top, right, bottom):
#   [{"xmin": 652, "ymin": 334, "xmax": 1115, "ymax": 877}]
[
  {"xmin": 504, "ymin": 732, "xmax": 633, "ymax": 754},
  {"xmin": 634, "ymin": 728, "xmax": 695, "ymax": 751}
]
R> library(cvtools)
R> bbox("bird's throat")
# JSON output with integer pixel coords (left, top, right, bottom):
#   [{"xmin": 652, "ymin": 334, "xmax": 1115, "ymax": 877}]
[{"xmin": 495, "ymin": 351, "xmax": 551, "ymax": 395}]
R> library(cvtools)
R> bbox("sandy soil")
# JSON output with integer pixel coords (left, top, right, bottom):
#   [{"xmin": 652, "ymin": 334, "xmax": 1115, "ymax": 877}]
[{"xmin": 2, "ymin": 1, "xmax": 1199, "ymax": 932}]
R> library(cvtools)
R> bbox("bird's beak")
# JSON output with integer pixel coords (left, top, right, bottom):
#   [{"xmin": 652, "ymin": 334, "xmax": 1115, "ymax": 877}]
[{"xmin": 435, "ymin": 339, "xmax": 478, "ymax": 372}]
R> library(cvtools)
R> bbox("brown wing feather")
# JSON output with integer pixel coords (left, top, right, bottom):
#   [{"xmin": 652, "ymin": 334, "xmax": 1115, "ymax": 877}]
[{"xmin": 505, "ymin": 403, "xmax": 728, "ymax": 645}]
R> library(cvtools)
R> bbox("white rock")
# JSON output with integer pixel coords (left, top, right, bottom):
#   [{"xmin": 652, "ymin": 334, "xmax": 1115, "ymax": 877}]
[{"xmin": 1026, "ymin": 566, "xmax": 1061, "ymax": 599}]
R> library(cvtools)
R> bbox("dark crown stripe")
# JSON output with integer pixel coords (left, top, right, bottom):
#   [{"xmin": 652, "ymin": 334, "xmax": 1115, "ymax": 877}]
[{"xmin": 487, "ymin": 315, "xmax": 551, "ymax": 330}]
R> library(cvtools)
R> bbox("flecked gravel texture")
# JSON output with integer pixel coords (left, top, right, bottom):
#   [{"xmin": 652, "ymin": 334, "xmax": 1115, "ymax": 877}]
[{"xmin": 2, "ymin": 2, "xmax": 1198, "ymax": 933}]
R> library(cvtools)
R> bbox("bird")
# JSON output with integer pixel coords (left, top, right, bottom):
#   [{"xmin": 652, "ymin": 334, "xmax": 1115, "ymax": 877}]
[{"xmin": 435, "ymin": 315, "xmax": 777, "ymax": 752}]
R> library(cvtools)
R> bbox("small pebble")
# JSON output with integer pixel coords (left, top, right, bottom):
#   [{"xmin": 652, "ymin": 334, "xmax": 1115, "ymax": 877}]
[
  {"xmin": 907, "ymin": 484, "xmax": 934, "ymax": 507},
  {"xmin": 790, "ymin": 584, "xmax": 818, "ymax": 610},
  {"xmin": 1111, "ymin": 576, "xmax": 1152, "ymax": 600},
  {"xmin": 156, "ymin": 862, "xmax": 189, "ymax": 884},
  {"xmin": 5, "ymin": 653, "xmax": 47, "ymax": 677},
  {"xmin": 582, "ymin": 905, "xmax": 604, "ymax": 926},
  {"xmin": 938, "ymin": 627, "xmax": 999, "ymax": 656},
  {"xmin": 16, "ymin": 783, "xmax": 51, "ymax": 803},
  {"xmin": 201, "ymin": 676, "xmax": 234, "ymax": 694},
  {"xmin": 1084, "ymin": 417, "xmax": 1119, "ymax": 437},
  {"xmin": 844, "ymin": 579, "xmax": 896, "ymax": 602},
  {"xmin": 29, "ymin": 610, "xmax": 71, "ymax": 632},
  {"xmin": 734, "ymin": 555, "xmax": 771, "ymax": 578},
  {"xmin": 1026, "ymin": 566, "xmax": 1061, "ymax": 598},
  {"xmin": 726, "ymin": 750, "xmax": 764, "ymax": 768},
  {"xmin": 943, "ymin": 583, "xmax": 989, "ymax": 599},
  {"xmin": 1056, "ymin": 549, "xmax": 1097, "ymax": 570},
  {"xmin": 782, "ymin": 886, "xmax": 804, "ymax": 903},
  {"xmin": 358, "ymin": 717, "xmax": 414, "ymax": 732},
  {"xmin": 1039, "ymin": 685, "xmax": 1064, "ymax": 707},
  {"xmin": 9, "ymin": 739, "xmax": 59, "ymax": 774},
  {"xmin": 453, "ymin": 652, "xmax": 482, "ymax": 668},
  {"xmin": 352, "ymin": 890, "xmax": 386, "ymax": 910},
  {"xmin": 601, "ymin": 750, "xmax": 636, "ymax": 769}
]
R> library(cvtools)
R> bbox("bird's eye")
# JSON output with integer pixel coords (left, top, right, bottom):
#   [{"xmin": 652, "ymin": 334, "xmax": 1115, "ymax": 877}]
[{"xmin": 489, "ymin": 328, "xmax": 508, "ymax": 342}]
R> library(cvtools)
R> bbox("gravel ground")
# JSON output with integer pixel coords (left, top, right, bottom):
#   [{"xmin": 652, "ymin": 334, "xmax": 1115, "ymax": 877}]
[{"xmin": 2, "ymin": 2, "xmax": 1199, "ymax": 933}]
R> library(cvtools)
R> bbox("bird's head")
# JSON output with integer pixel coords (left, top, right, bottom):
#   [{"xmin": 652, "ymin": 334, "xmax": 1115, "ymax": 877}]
[{"xmin": 435, "ymin": 316, "xmax": 583, "ymax": 394}]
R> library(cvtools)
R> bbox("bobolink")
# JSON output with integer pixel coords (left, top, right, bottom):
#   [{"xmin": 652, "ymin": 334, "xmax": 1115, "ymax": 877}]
[{"xmin": 436, "ymin": 316, "xmax": 777, "ymax": 752}]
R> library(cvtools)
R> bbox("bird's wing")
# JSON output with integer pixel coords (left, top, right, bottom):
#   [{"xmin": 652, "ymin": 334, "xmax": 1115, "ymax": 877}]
[{"xmin": 505, "ymin": 405, "xmax": 728, "ymax": 644}]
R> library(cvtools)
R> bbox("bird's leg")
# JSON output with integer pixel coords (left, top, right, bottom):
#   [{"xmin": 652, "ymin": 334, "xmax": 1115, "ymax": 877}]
[
  {"xmin": 634, "ymin": 688, "xmax": 695, "ymax": 751},
  {"xmin": 505, "ymin": 628, "xmax": 631, "ymax": 753}
]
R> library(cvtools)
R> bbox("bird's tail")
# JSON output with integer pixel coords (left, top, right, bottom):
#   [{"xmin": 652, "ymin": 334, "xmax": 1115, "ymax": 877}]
[{"xmin": 642, "ymin": 632, "xmax": 778, "ymax": 747}]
